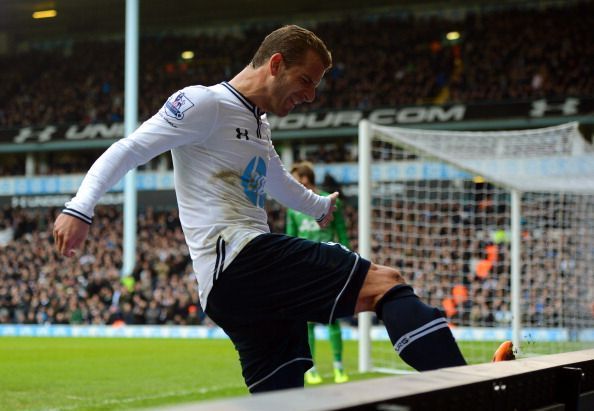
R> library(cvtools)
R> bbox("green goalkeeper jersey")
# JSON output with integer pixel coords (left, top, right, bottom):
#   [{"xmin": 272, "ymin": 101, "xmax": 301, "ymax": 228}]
[{"xmin": 286, "ymin": 191, "xmax": 351, "ymax": 248}]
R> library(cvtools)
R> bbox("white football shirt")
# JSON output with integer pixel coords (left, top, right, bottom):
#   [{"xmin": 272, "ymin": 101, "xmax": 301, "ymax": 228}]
[{"xmin": 64, "ymin": 82, "xmax": 331, "ymax": 307}]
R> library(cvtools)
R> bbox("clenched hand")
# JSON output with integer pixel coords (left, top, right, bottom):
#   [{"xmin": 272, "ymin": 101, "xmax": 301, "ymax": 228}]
[
  {"xmin": 317, "ymin": 191, "xmax": 339, "ymax": 228},
  {"xmin": 53, "ymin": 213, "xmax": 90, "ymax": 257}
]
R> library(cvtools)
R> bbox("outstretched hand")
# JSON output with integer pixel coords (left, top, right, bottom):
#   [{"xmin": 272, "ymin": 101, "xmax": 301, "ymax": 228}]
[
  {"xmin": 318, "ymin": 191, "xmax": 339, "ymax": 228},
  {"xmin": 53, "ymin": 213, "xmax": 90, "ymax": 257}
]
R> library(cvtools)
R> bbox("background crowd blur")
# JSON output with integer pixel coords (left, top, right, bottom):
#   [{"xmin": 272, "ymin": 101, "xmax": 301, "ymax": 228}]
[
  {"xmin": 2, "ymin": 192, "xmax": 589, "ymax": 328},
  {"xmin": 1, "ymin": 1, "xmax": 593, "ymax": 327},
  {"xmin": 1, "ymin": 3, "xmax": 592, "ymax": 130}
]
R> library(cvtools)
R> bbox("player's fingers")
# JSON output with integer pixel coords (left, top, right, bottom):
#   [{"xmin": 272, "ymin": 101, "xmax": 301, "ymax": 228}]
[
  {"xmin": 319, "ymin": 212, "xmax": 334, "ymax": 228},
  {"xmin": 53, "ymin": 215, "xmax": 65, "ymax": 254},
  {"xmin": 60, "ymin": 238, "xmax": 70, "ymax": 256},
  {"xmin": 64, "ymin": 236, "xmax": 81, "ymax": 257},
  {"xmin": 56, "ymin": 230, "xmax": 76, "ymax": 257},
  {"xmin": 53, "ymin": 228, "xmax": 64, "ymax": 254}
]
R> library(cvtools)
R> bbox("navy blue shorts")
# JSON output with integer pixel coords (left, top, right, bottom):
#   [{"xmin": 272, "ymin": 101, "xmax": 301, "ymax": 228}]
[{"xmin": 205, "ymin": 233, "xmax": 370, "ymax": 392}]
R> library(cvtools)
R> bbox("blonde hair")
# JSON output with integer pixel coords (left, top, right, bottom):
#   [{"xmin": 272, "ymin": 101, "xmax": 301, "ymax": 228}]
[{"xmin": 290, "ymin": 161, "xmax": 316, "ymax": 185}]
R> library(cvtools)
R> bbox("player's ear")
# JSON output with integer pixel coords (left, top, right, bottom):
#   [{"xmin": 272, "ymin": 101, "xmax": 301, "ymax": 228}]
[{"xmin": 269, "ymin": 53, "xmax": 283, "ymax": 76}]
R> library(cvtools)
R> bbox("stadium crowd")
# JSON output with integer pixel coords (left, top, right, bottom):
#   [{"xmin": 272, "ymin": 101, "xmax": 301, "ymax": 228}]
[
  {"xmin": 0, "ymin": 206, "xmax": 205, "ymax": 326},
  {"xmin": 1, "ymin": 195, "xmax": 591, "ymax": 329},
  {"xmin": 0, "ymin": 2, "xmax": 592, "ymax": 329},
  {"xmin": 366, "ymin": 188, "xmax": 593, "ymax": 330},
  {"xmin": 1, "ymin": 2, "xmax": 593, "ymax": 128}
]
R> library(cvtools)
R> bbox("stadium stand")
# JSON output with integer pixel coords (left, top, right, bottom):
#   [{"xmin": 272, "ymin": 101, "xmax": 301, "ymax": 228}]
[
  {"xmin": 1, "ymin": 2, "xmax": 593, "ymax": 410},
  {"xmin": 0, "ymin": 206, "xmax": 205, "ymax": 326},
  {"xmin": 0, "ymin": 0, "xmax": 592, "ymax": 348},
  {"xmin": 1, "ymin": 190, "xmax": 590, "ymax": 331},
  {"xmin": 0, "ymin": 2, "xmax": 593, "ymax": 129}
]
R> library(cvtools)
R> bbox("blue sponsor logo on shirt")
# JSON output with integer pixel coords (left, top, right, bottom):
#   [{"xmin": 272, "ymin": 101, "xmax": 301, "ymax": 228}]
[
  {"xmin": 164, "ymin": 92, "xmax": 194, "ymax": 120},
  {"xmin": 241, "ymin": 156, "xmax": 267, "ymax": 207}
]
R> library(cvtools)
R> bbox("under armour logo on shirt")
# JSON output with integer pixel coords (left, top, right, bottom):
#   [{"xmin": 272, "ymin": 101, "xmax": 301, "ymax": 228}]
[{"xmin": 236, "ymin": 128, "xmax": 249, "ymax": 140}]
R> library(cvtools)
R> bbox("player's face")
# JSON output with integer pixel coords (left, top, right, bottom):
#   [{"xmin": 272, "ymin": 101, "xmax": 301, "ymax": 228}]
[{"xmin": 270, "ymin": 50, "xmax": 326, "ymax": 117}]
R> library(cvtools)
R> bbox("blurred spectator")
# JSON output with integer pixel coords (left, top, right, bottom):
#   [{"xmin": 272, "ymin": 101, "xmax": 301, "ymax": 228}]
[
  {"xmin": 1, "ymin": 188, "xmax": 591, "ymax": 330},
  {"xmin": 0, "ymin": 3, "xmax": 592, "ymax": 129},
  {"xmin": 0, "ymin": 206, "xmax": 201, "ymax": 326}
]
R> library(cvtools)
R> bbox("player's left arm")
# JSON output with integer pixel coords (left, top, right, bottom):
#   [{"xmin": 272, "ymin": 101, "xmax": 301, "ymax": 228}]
[{"xmin": 265, "ymin": 146, "xmax": 334, "ymax": 224}]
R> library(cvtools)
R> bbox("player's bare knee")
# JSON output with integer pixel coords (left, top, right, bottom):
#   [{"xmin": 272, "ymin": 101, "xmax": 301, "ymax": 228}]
[
  {"xmin": 387, "ymin": 266, "xmax": 405, "ymax": 285},
  {"xmin": 372, "ymin": 265, "xmax": 407, "ymax": 305},
  {"xmin": 358, "ymin": 264, "xmax": 406, "ymax": 308},
  {"xmin": 374, "ymin": 264, "xmax": 405, "ymax": 286}
]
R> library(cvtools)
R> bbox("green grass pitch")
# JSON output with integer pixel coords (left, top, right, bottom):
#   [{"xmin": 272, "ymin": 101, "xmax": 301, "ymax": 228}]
[
  {"xmin": 0, "ymin": 337, "xmax": 585, "ymax": 410},
  {"xmin": 3, "ymin": 337, "xmax": 381, "ymax": 410}
]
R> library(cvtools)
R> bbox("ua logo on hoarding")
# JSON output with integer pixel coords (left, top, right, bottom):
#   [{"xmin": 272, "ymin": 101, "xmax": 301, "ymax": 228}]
[
  {"xmin": 236, "ymin": 128, "xmax": 249, "ymax": 140},
  {"xmin": 530, "ymin": 98, "xmax": 579, "ymax": 117}
]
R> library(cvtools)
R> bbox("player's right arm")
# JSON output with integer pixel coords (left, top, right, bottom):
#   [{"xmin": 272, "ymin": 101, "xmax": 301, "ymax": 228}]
[{"xmin": 54, "ymin": 86, "xmax": 219, "ymax": 257}]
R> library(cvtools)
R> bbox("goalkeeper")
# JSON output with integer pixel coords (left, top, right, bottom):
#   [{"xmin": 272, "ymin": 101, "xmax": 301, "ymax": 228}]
[{"xmin": 286, "ymin": 161, "xmax": 349, "ymax": 384}]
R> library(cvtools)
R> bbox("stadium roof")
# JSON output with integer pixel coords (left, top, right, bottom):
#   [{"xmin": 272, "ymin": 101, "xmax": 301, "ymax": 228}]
[
  {"xmin": 0, "ymin": 0, "xmax": 403, "ymax": 40},
  {"xmin": 0, "ymin": 0, "xmax": 546, "ymax": 41}
]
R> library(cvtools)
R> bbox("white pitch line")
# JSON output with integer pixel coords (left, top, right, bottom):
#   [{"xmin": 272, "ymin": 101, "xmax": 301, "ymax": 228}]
[{"xmin": 38, "ymin": 383, "xmax": 246, "ymax": 411}]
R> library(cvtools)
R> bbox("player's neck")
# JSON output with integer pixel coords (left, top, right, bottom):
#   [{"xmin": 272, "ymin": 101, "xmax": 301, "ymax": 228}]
[{"xmin": 228, "ymin": 66, "xmax": 269, "ymax": 112}]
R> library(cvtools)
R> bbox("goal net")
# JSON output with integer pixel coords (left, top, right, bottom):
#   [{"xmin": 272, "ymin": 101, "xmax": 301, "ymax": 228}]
[{"xmin": 357, "ymin": 121, "xmax": 594, "ymax": 373}]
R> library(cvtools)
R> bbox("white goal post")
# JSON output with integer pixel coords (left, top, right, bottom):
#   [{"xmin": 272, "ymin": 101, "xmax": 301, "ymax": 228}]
[{"xmin": 358, "ymin": 120, "xmax": 594, "ymax": 373}]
